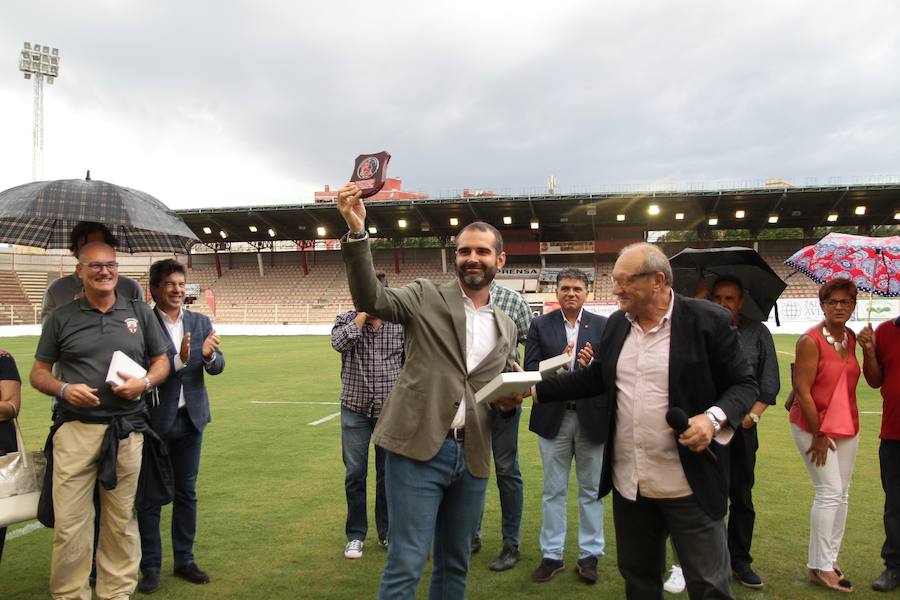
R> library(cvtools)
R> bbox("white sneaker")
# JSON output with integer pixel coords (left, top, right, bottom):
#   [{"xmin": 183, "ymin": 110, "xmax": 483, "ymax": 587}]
[
  {"xmin": 664, "ymin": 564, "xmax": 686, "ymax": 593},
  {"xmin": 344, "ymin": 539, "xmax": 364, "ymax": 559}
]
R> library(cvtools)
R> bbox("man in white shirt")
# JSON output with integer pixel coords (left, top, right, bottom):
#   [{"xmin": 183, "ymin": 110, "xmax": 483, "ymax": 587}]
[
  {"xmin": 336, "ymin": 182, "xmax": 521, "ymax": 600},
  {"xmin": 137, "ymin": 259, "xmax": 224, "ymax": 594}
]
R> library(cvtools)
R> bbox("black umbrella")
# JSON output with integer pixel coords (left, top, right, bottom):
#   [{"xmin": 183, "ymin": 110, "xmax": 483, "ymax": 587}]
[
  {"xmin": 0, "ymin": 173, "xmax": 198, "ymax": 254},
  {"xmin": 669, "ymin": 246, "xmax": 787, "ymax": 323}
]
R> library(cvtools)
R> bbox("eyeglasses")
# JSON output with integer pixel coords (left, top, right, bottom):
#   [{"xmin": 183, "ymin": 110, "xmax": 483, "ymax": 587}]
[
  {"xmin": 822, "ymin": 298, "xmax": 855, "ymax": 307},
  {"xmin": 80, "ymin": 261, "xmax": 119, "ymax": 272},
  {"xmin": 610, "ymin": 271, "xmax": 657, "ymax": 287}
]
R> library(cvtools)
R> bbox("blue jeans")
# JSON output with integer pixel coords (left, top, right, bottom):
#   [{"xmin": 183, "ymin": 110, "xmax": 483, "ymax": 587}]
[
  {"xmin": 138, "ymin": 410, "xmax": 203, "ymax": 572},
  {"xmin": 475, "ymin": 407, "xmax": 523, "ymax": 546},
  {"xmin": 538, "ymin": 410, "xmax": 605, "ymax": 560},
  {"xmin": 341, "ymin": 407, "xmax": 387, "ymax": 542},
  {"xmin": 378, "ymin": 439, "xmax": 487, "ymax": 600}
]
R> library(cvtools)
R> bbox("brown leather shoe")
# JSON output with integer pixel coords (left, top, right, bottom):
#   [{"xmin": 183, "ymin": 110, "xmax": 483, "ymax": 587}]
[
  {"xmin": 532, "ymin": 558, "xmax": 565, "ymax": 583},
  {"xmin": 576, "ymin": 556, "xmax": 599, "ymax": 584}
]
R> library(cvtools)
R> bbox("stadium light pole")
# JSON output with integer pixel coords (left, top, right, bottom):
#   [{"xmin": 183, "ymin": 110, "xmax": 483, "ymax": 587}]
[{"xmin": 18, "ymin": 42, "xmax": 60, "ymax": 181}]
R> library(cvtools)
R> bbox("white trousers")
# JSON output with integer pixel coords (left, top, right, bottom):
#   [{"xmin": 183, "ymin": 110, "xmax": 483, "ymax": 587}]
[{"xmin": 791, "ymin": 424, "xmax": 859, "ymax": 571}]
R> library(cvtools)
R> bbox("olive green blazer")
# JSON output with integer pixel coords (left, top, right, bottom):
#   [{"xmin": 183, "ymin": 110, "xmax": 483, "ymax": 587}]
[{"xmin": 342, "ymin": 238, "xmax": 518, "ymax": 478}]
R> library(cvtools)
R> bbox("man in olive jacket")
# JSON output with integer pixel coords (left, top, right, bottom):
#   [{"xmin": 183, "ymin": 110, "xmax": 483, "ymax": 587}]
[{"xmin": 337, "ymin": 182, "xmax": 521, "ymax": 600}]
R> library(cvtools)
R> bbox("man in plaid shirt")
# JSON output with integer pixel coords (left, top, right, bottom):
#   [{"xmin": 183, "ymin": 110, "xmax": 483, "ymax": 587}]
[
  {"xmin": 473, "ymin": 280, "xmax": 532, "ymax": 571},
  {"xmin": 332, "ymin": 273, "xmax": 405, "ymax": 560}
]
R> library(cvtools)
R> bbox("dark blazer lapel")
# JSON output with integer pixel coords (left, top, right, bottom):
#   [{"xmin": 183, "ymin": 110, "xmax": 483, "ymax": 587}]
[
  {"xmin": 439, "ymin": 282, "xmax": 468, "ymax": 362},
  {"xmin": 153, "ymin": 307, "xmax": 178, "ymax": 358},
  {"xmin": 553, "ymin": 310, "xmax": 569, "ymax": 354},
  {"xmin": 604, "ymin": 312, "xmax": 630, "ymax": 391},
  {"xmin": 667, "ymin": 295, "xmax": 692, "ymax": 405},
  {"xmin": 574, "ymin": 311, "xmax": 593, "ymax": 368}
]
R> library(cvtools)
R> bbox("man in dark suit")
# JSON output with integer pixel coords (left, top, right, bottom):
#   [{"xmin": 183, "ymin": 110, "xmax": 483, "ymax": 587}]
[
  {"xmin": 137, "ymin": 259, "xmax": 224, "ymax": 594},
  {"xmin": 526, "ymin": 268, "xmax": 608, "ymax": 585},
  {"xmin": 536, "ymin": 242, "xmax": 757, "ymax": 599}
]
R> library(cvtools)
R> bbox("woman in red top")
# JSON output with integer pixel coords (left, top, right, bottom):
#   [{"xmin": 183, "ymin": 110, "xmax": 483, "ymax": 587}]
[{"xmin": 790, "ymin": 278, "xmax": 861, "ymax": 593}]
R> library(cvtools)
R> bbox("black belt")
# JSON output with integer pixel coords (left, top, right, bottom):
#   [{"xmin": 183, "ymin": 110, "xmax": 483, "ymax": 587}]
[
  {"xmin": 566, "ymin": 402, "xmax": 577, "ymax": 411},
  {"xmin": 447, "ymin": 428, "xmax": 464, "ymax": 442}
]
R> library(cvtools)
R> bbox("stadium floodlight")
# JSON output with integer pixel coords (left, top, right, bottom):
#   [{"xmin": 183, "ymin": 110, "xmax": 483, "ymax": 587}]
[
  {"xmin": 248, "ymin": 225, "xmax": 258, "ymax": 232},
  {"xmin": 449, "ymin": 217, "xmax": 459, "ymax": 226},
  {"xmin": 202, "ymin": 227, "xmax": 212, "ymax": 234},
  {"xmin": 735, "ymin": 210, "xmax": 745, "ymax": 219},
  {"xmin": 827, "ymin": 213, "xmax": 838, "ymax": 222},
  {"xmin": 895, "ymin": 211, "xmax": 900, "ymax": 221},
  {"xmin": 854, "ymin": 205, "xmax": 866, "ymax": 216},
  {"xmin": 675, "ymin": 212, "xmax": 685, "ymax": 220},
  {"xmin": 316, "ymin": 226, "xmax": 326, "ymax": 236},
  {"xmin": 268, "ymin": 228, "xmax": 276, "ymax": 237},
  {"xmin": 768, "ymin": 214, "xmax": 779, "ymax": 224},
  {"xmin": 708, "ymin": 216, "xmax": 718, "ymax": 226},
  {"xmin": 503, "ymin": 216, "xmax": 512, "ymax": 225},
  {"xmin": 368, "ymin": 226, "xmax": 378, "ymax": 234},
  {"xmin": 18, "ymin": 42, "xmax": 60, "ymax": 180},
  {"xmin": 616, "ymin": 214, "xmax": 625, "ymax": 222},
  {"xmin": 530, "ymin": 219, "xmax": 539, "ymax": 230},
  {"xmin": 648, "ymin": 204, "xmax": 660, "ymax": 216},
  {"xmin": 219, "ymin": 230, "xmax": 227, "ymax": 239},
  {"xmin": 398, "ymin": 219, "xmax": 407, "ymax": 228}
]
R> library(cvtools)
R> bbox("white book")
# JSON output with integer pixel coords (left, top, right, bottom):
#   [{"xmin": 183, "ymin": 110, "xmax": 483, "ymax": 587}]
[
  {"xmin": 538, "ymin": 352, "xmax": 572, "ymax": 377},
  {"xmin": 106, "ymin": 350, "xmax": 147, "ymax": 387},
  {"xmin": 474, "ymin": 371, "xmax": 542, "ymax": 405}
]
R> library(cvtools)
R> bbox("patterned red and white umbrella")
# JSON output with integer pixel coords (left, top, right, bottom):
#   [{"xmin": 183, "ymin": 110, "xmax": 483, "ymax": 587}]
[{"xmin": 784, "ymin": 232, "xmax": 900, "ymax": 297}]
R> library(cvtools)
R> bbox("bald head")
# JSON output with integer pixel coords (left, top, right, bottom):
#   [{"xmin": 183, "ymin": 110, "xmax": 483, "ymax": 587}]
[{"xmin": 617, "ymin": 242, "xmax": 673, "ymax": 286}]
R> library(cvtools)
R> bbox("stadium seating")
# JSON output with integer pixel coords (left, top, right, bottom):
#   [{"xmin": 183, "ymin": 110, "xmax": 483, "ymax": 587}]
[{"xmin": 0, "ymin": 247, "xmax": 825, "ymax": 326}]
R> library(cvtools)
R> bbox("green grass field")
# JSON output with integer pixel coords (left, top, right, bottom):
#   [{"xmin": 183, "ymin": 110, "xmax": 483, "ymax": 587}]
[{"xmin": 0, "ymin": 334, "xmax": 892, "ymax": 599}]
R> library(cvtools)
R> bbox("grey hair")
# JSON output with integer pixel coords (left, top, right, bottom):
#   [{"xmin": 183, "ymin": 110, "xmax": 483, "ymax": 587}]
[{"xmin": 618, "ymin": 242, "xmax": 673, "ymax": 286}]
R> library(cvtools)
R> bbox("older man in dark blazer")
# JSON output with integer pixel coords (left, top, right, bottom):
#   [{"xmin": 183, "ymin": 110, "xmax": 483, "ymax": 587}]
[
  {"xmin": 138, "ymin": 259, "xmax": 224, "ymax": 594},
  {"xmin": 536, "ymin": 242, "xmax": 757, "ymax": 599},
  {"xmin": 526, "ymin": 268, "xmax": 607, "ymax": 585}
]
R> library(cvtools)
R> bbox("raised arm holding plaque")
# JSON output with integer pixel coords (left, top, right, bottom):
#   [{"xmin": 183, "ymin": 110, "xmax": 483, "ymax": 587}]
[{"xmin": 350, "ymin": 151, "xmax": 391, "ymax": 198}]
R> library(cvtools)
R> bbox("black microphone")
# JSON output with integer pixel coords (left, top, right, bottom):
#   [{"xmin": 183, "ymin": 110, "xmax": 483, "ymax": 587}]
[{"xmin": 665, "ymin": 406, "xmax": 717, "ymax": 464}]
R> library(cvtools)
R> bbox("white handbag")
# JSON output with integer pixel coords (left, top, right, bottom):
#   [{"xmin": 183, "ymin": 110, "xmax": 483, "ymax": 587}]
[{"xmin": 0, "ymin": 418, "xmax": 46, "ymax": 528}]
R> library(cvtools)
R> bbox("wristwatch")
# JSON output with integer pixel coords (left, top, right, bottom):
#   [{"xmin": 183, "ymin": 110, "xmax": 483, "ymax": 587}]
[
  {"xmin": 143, "ymin": 376, "xmax": 153, "ymax": 393},
  {"xmin": 704, "ymin": 410, "xmax": 722, "ymax": 436},
  {"xmin": 747, "ymin": 412, "xmax": 761, "ymax": 425},
  {"xmin": 347, "ymin": 230, "xmax": 367, "ymax": 240}
]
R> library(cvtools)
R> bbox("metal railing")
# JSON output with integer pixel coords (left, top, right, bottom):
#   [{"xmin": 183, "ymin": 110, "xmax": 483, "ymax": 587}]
[{"xmin": 0, "ymin": 303, "xmax": 357, "ymax": 326}]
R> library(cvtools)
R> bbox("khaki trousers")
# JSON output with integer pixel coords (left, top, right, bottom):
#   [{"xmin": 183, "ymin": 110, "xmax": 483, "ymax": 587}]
[{"xmin": 50, "ymin": 421, "xmax": 143, "ymax": 600}]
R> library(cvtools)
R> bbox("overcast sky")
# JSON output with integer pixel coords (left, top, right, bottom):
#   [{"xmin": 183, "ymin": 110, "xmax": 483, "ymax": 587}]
[{"xmin": 1, "ymin": 1, "xmax": 898, "ymax": 210}]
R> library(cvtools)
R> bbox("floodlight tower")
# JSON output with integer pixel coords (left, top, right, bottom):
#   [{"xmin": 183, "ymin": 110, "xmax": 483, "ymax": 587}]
[{"xmin": 18, "ymin": 42, "xmax": 60, "ymax": 181}]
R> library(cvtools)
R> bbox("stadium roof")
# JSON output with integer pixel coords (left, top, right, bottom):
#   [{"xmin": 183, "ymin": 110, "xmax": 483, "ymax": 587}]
[{"xmin": 175, "ymin": 183, "xmax": 900, "ymax": 247}]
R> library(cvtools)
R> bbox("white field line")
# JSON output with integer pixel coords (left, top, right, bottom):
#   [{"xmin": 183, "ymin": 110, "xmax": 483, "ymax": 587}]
[
  {"xmin": 308, "ymin": 412, "xmax": 341, "ymax": 426},
  {"xmin": 8, "ymin": 520, "xmax": 43, "ymax": 540},
  {"xmin": 777, "ymin": 350, "xmax": 795, "ymax": 357},
  {"xmin": 250, "ymin": 401, "xmax": 339, "ymax": 405}
]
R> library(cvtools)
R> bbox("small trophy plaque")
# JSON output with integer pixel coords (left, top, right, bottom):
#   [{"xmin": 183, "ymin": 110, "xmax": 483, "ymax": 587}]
[{"xmin": 350, "ymin": 151, "xmax": 391, "ymax": 198}]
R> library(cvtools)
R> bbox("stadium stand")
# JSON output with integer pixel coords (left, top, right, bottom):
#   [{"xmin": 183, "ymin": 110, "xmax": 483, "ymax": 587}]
[{"xmin": 0, "ymin": 243, "xmax": 876, "ymax": 326}]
